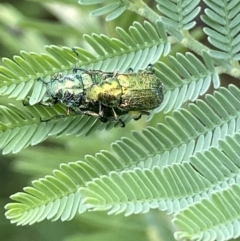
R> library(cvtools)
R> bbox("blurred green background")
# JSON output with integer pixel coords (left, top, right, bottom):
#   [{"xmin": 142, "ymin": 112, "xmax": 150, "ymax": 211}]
[{"xmin": 0, "ymin": 1, "xmax": 172, "ymax": 241}]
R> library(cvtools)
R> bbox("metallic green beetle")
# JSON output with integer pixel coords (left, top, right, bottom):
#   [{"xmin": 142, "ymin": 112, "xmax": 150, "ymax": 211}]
[
  {"xmin": 39, "ymin": 65, "xmax": 163, "ymax": 126},
  {"xmin": 41, "ymin": 69, "xmax": 102, "ymax": 110},
  {"xmin": 85, "ymin": 64, "xmax": 164, "ymax": 115},
  {"xmin": 39, "ymin": 69, "xmax": 128, "ymax": 126}
]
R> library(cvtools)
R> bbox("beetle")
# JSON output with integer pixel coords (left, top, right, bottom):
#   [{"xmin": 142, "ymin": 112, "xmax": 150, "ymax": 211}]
[
  {"xmin": 37, "ymin": 64, "xmax": 163, "ymax": 127},
  {"xmin": 85, "ymin": 64, "xmax": 164, "ymax": 116}
]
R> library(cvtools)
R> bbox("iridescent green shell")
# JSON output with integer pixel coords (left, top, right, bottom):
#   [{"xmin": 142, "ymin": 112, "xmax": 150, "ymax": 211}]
[
  {"xmin": 86, "ymin": 65, "xmax": 164, "ymax": 112},
  {"xmin": 40, "ymin": 65, "xmax": 164, "ymax": 125}
]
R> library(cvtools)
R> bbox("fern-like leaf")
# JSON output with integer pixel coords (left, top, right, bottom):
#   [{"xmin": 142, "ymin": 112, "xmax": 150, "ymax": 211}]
[
  {"xmin": 0, "ymin": 84, "xmax": 239, "ymax": 155},
  {"xmin": 4, "ymin": 162, "xmax": 212, "ymax": 224},
  {"xmin": 78, "ymin": 0, "xmax": 127, "ymax": 21},
  {"xmin": 0, "ymin": 21, "xmax": 169, "ymax": 105},
  {"xmin": 79, "ymin": 132, "xmax": 240, "ymax": 216},
  {"xmin": 151, "ymin": 51, "xmax": 219, "ymax": 115},
  {"xmin": 108, "ymin": 85, "xmax": 240, "ymax": 169},
  {"xmin": 0, "ymin": 104, "xmax": 133, "ymax": 154},
  {"xmin": 6, "ymin": 130, "xmax": 240, "ymax": 224},
  {"xmin": 202, "ymin": 0, "xmax": 240, "ymax": 60},
  {"xmin": 0, "ymin": 48, "xmax": 224, "ymax": 155},
  {"xmin": 4, "ymin": 88, "xmax": 240, "ymax": 224},
  {"xmin": 156, "ymin": 0, "xmax": 201, "ymax": 30},
  {"xmin": 80, "ymin": 164, "xmax": 212, "ymax": 216},
  {"xmin": 174, "ymin": 184, "xmax": 240, "ymax": 241}
]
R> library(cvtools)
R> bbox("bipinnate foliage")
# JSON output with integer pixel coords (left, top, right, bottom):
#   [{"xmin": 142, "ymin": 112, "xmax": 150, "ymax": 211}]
[{"xmin": 2, "ymin": 1, "xmax": 240, "ymax": 241}]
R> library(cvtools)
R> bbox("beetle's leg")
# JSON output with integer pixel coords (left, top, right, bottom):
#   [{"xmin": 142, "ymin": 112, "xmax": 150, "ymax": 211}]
[
  {"xmin": 40, "ymin": 115, "xmax": 67, "ymax": 122},
  {"xmin": 67, "ymin": 107, "xmax": 71, "ymax": 115},
  {"xmin": 133, "ymin": 111, "xmax": 149, "ymax": 121},
  {"xmin": 112, "ymin": 70, "xmax": 119, "ymax": 77},
  {"xmin": 22, "ymin": 98, "xmax": 58, "ymax": 107},
  {"xmin": 98, "ymin": 102, "xmax": 104, "ymax": 117},
  {"xmin": 111, "ymin": 107, "xmax": 125, "ymax": 127},
  {"xmin": 37, "ymin": 77, "xmax": 49, "ymax": 84},
  {"xmin": 40, "ymin": 98, "xmax": 59, "ymax": 107},
  {"xmin": 96, "ymin": 103, "xmax": 112, "ymax": 123},
  {"xmin": 127, "ymin": 67, "xmax": 134, "ymax": 73},
  {"xmin": 81, "ymin": 110, "xmax": 102, "ymax": 118},
  {"xmin": 22, "ymin": 99, "xmax": 31, "ymax": 106},
  {"xmin": 146, "ymin": 64, "xmax": 155, "ymax": 74},
  {"xmin": 118, "ymin": 119, "xmax": 125, "ymax": 127},
  {"xmin": 133, "ymin": 114, "xmax": 142, "ymax": 121},
  {"xmin": 72, "ymin": 47, "xmax": 79, "ymax": 59},
  {"xmin": 141, "ymin": 110, "xmax": 150, "ymax": 115},
  {"xmin": 73, "ymin": 67, "xmax": 88, "ymax": 74}
]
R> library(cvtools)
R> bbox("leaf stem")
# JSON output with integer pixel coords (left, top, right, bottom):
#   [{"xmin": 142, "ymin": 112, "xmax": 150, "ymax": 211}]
[{"xmin": 126, "ymin": 1, "xmax": 238, "ymax": 77}]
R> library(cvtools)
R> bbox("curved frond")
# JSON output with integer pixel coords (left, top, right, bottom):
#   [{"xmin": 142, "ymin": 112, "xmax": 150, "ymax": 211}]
[
  {"xmin": 0, "ymin": 47, "xmax": 76, "ymax": 104},
  {"xmin": 174, "ymin": 184, "xmax": 240, "ymax": 241},
  {"xmin": 0, "ymin": 21, "xmax": 168, "ymax": 105},
  {"xmin": 156, "ymin": 0, "xmax": 201, "ymax": 30},
  {"xmin": 80, "ymin": 164, "xmax": 213, "ymax": 216},
  {"xmin": 0, "ymin": 84, "xmax": 239, "ymax": 156},
  {"xmin": 4, "ymin": 158, "xmax": 125, "ymax": 225},
  {"xmin": 152, "ymin": 51, "xmax": 219, "ymax": 114},
  {"xmin": 0, "ymin": 104, "xmax": 132, "ymax": 154},
  {"xmin": 2, "ymin": 52, "xmax": 221, "ymax": 154},
  {"xmin": 4, "ymin": 162, "xmax": 212, "ymax": 224},
  {"xmin": 189, "ymin": 131, "xmax": 240, "ymax": 186},
  {"xmin": 4, "ymin": 104, "xmax": 240, "ymax": 224},
  {"xmin": 83, "ymin": 21, "xmax": 169, "ymax": 72},
  {"xmin": 2, "ymin": 0, "xmax": 240, "ymax": 238},
  {"xmin": 104, "ymin": 85, "xmax": 240, "ymax": 169},
  {"xmin": 202, "ymin": 0, "xmax": 240, "ymax": 60},
  {"xmin": 80, "ymin": 132, "xmax": 240, "ymax": 216},
  {"xmin": 4, "ymin": 160, "xmax": 102, "ymax": 225},
  {"xmin": 78, "ymin": 0, "xmax": 127, "ymax": 21}
]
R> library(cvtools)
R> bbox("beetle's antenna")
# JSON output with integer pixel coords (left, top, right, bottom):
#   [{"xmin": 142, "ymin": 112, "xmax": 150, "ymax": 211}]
[{"xmin": 72, "ymin": 47, "xmax": 80, "ymax": 70}]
